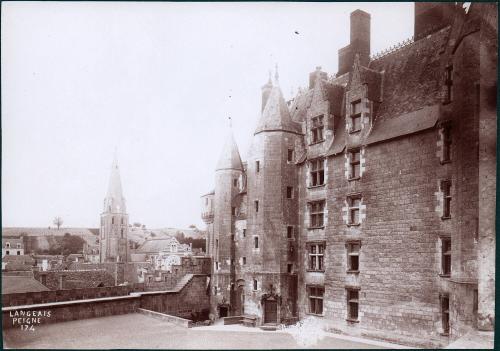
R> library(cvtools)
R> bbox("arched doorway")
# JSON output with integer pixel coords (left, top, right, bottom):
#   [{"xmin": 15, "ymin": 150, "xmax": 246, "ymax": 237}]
[{"xmin": 234, "ymin": 279, "xmax": 245, "ymax": 316}]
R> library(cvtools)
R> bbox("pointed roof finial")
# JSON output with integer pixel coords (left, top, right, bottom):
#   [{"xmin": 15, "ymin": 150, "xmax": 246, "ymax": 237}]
[
  {"xmin": 228, "ymin": 116, "xmax": 232, "ymax": 128},
  {"xmin": 274, "ymin": 63, "xmax": 279, "ymax": 85},
  {"xmin": 268, "ymin": 70, "xmax": 272, "ymax": 84}
]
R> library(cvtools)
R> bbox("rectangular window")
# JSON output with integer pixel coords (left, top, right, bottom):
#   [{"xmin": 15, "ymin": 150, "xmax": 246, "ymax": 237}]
[
  {"xmin": 308, "ymin": 286, "xmax": 324, "ymax": 315},
  {"xmin": 311, "ymin": 115, "xmax": 325, "ymax": 143},
  {"xmin": 287, "ymin": 263, "xmax": 293, "ymax": 273},
  {"xmin": 348, "ymin": 196, "xmax": 361, "ymax": 225},
  {"xmin": 347, "ymin": 289, "xmax": 359, "ymax": 321},
  {"xmin": 232, "ymin": 207, "xmax": 236, "ymax": 216},
  {"xmin": 349, "ymin": 149, "xmax": 361, "ymax": 179},
  {"xmin": 308, "ymin": 243, "xmax": 325, "ymax": 271},
  {"xmin": 309, "ymin": 158, "xmax": 325, "ymax": 186},
  {"xmin": 255, "ymin": 200, "xmax": 259, "ymax": 213},
  {"xmin": 441, "ymin": 237, "xmax": 451, "ymax": 276},
  {"xmin": 215, "ymin": 261, "xmax": 219, "ymax": 270},
  {"xmin": 445, "ymin": 65, "xmax": 453, "ymax": 103},
  {"xmin": 242, "ymin": 257, "xmax": 246, "ymax": 265},
  {"xmin": 256, "ymin": 161, "xmax": 260, "ymax": 173},
  {"xmin": 309, "ymin": 201, "xmax": 325, "ymax": 228},
  {"xmin": 243, "ymin": 229, "xmax": 246, "ymax": 237},
  {"xmin": 441, "ymin": 126, "xmax": 452, "ymax": 163},
  {"xmin": 351, "ymin": 100, "xmax": 362, "ymax": 132},
  {"xmin": 253, "ymin": 279, "xmax": 258, "ymax": 291},
  {"xmin": 287, "ymin": 226, "xmax": 293, "ymax": 239},
  {"xmin": 254, "ymin": 237, "xmax": 259, "ymax": 249},
  {"xmin": 17, "ymin": 251, "xmax": 20, "ymax": 255},
  {"xmin": 441, "ymin": 294, "xmax": 450, "ymax": 335},
  {"xmin": 287, "ymin": 149, "xmax": 294, "ymax": 163},
  {"xmin": 441, "ymin": 180, "xmax": 451, "ymax": 219},
  {"xmin": 347, "ymin": 242, "xmax": 360, "ymax": 272},
  {"xmin": 121, "ymin": 229, "xmax": 124, "ymax": 238},
  {"xmin": 112, "ymin": 217, "xmax": 114, "ymax": 224},
  {"xmin": 286, "ymin": 186, "xmax": 293, "ymax": 199},
  {"xmin": 233, "ymin": 178, "xmax": 238, "ymax": 187}
]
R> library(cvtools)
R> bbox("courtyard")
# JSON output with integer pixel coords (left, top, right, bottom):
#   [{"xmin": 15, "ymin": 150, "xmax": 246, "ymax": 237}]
[{"xmin": 3, "ymin": 313, "xmax": 409, "ymax": 349}]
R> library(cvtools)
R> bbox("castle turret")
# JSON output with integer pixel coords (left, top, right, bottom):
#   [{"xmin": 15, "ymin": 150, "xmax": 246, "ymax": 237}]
[
  {"xmin": 211, "ymin": 129, "xmax": 244, "ymax": 317},
  {"xmin": 243, "ymin": 70, "xmax": 302, "ymax": 324},
  {"xmin": 99, "ymin": 154, "xmax": 129, "ymax": 263}
]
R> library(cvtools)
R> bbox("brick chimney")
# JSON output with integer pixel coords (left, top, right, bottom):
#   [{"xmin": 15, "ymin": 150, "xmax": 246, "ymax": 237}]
[{"xmin": 338, "ymin": 9, "xmax": 371, "ymax": 76}]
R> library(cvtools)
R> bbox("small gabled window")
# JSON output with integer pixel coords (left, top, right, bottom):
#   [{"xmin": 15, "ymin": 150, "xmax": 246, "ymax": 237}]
[
  {"xmin": 308, "ymin": 286, "xmax": 324, "ymax": 315},
  {"xmin": 441, "ymin": 237, "xmax": 451, "ymax": 277},
  {"xmin": 287, "ymin": 149, "xmax": 294, "ymax": 163},
  {"xmin": 309, "ymin": 158, "xmax": 325, "ymax": 187},
  {"xmin": 311, "ymin": 115, "xmax": 325, "ymax": 143},
  {"xmin": 347, "ymin": 196, "xmax": 361, "ymax": 225},
  {"xmin": 350, "ymin": 100, "xmax": 362, "ymax": 133},
  {"xmin": 349, "ymin": 149, "xmax": 361, "ymax": 179},
  {"xmin": 441, "ymin": 180, "xmax": 452, "ymax": 219},
  {"xmin": 286, "ymin": 186, "xmax": 293, "ymax": 199},
  {"xmin": 347, "ymin": 288, "xmax": 360, "ymax": 321},
  {"xmin": 445, "ymin": 65, "xmax": 453, "ymax": 103},
  {"xmin": 5, "ymin": 242, "xmax": 10, "ymax": 248},
  {"xmin": 308, "ymin": 243, "xmax": 325, "ymax": 271},
  {"xmin": 309, "ymin": 200, "xmax": 325, "ymax": 228},
  {"xmin": 347, "ymin": 241, "xmax": 360, "ymax": 272}
]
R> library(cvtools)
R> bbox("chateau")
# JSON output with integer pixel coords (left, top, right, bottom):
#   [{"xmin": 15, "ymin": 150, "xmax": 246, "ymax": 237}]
[{"xmin": 201, "ymin": 3, "xmax": 496, "ymax": 346}]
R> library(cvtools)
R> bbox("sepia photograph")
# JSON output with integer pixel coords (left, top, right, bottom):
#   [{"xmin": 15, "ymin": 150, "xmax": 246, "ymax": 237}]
[{"xmin": 1, "ymin": 1, "xmax": 497, "ymax": 349}]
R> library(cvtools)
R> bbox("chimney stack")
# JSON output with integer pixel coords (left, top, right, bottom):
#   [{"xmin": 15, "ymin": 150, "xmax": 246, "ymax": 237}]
[{"xmin": 337, "ymin": 9, "xmax": 371, "ymax": 76}]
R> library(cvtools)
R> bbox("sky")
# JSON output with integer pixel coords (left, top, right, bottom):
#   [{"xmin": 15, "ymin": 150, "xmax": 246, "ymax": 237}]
[{"xmin": 2, "ymin": 2, "xmax": 414, "ymax": 230}]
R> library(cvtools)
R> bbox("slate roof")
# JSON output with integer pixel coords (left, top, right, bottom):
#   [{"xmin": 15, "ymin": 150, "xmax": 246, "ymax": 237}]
[
  {"xmin": 256, "ymin": 86, "xmax": 302, "ymax": 135},
  {"xmin": 368, "ymin": 26, "xmax": 451, "ymax": 123},
  {"xmin": 216, "ymin": 131, "xmax": 244, "ymax": 171},
  {"xmin": 135, "ymin": 237, "xmax": 190, "ymax": 254},
  {"xmin": 2, "ymin": 237, "xmax": 23, "ymax": 249},
  {"xmin": 2, "ymin": 276, "xmax": 50, "ymax": 294}
]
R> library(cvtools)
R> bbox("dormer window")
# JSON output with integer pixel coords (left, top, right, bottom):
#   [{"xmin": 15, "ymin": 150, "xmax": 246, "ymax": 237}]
[
  {"xmin": 5, "ymin": 242, "xmax": 10, "ymax": 248},
  {"xmin": 350, "ymin": 100, "xmax": 362, "ymax": 133},
  {"xmin": 311, "ymin": 115, "xmax": 324, "ymax": 143}
]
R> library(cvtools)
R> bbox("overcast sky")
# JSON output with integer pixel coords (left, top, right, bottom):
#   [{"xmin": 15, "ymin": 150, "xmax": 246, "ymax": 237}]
[{"xmin": 2, "ymin": 2, "xmax": 414, "ymax": 229}]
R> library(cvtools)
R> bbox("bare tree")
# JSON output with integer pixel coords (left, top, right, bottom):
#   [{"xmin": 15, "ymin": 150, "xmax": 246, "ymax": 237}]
[{"xmin": 53, "ymin": 216, "xmax": 63, "ymax": 230}]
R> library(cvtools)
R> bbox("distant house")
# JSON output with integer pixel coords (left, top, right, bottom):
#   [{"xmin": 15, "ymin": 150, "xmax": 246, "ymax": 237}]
[
  {"xmin": 32, "ymin": 254, "xmax": 64, "ymax": 271},
  {"xmin": 83, "ymin": 242, "xmax": 100, "ymax": 263},
  {"xmin": 2, "ymin": 237, "xmax": 24, "ymax": 257},
  {"xmin": 2, "ymin": 275, "xmax": 50, "ymax": 294},
  {"xmin": 2, "ymin": 255, "xmax": 35, "ymax": 271},
  {"xmin": 132, "ymin": 236, "xmax": 192, "ymax": 272}
]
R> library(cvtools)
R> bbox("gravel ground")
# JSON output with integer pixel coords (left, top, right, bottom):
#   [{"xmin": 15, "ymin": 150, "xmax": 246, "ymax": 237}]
[{"xmin": 3, "ymin": 313, "xmax": 387, "ymax": 349}]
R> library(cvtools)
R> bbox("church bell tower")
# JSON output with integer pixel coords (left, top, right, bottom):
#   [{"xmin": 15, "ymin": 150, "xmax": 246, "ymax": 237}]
[{"xmin": 99, "ymin": 154, "xmax": 129, "ymax": 263}]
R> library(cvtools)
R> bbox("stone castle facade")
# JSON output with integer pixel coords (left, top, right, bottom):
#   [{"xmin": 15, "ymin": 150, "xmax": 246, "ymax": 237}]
[{"xmin": 201, "ymin": 3, "xmax": 496, "ymax": 347}]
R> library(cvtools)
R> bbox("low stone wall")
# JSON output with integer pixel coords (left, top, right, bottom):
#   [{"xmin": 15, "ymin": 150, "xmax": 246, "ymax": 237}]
[
  {"xmin": 138, "ymin": 308, "xmax": 192, "ymax": 328},
  {"xmin": 2, "ymin": 284, "xmax": 145, "ymax": 307},
  {"xmin": 2, "ymin": 275, "xmax": 209, "ymax": 329}
]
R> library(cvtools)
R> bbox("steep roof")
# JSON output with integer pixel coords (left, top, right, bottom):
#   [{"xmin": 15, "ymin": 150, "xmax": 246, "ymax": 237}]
[
  {"xmin": 135, "ymin": 237, "xmax": 190, "ymax": 254},
  {"xmin": 2, "ymin": 276, "xmax": 50, "ymax": 294},
  {"xmin": 103, "ymin": 155, "xmax": 126, "ymax": 213},
  {"xmin": 216, "ymin": 131, "xmax": 243, "ymax": 171},
  {"xmin": 368, "ymin": 26, "xmax": 451, "ymax": 122},
  {"xmin": 255, "ymin": 86, "xmax": 302, "ymax": 135}
]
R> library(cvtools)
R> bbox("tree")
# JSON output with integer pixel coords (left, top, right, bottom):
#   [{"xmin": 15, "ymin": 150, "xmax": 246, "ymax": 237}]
[{"xmin": 53, "ymin": 216, "xmax": 63, "ymax": 230}]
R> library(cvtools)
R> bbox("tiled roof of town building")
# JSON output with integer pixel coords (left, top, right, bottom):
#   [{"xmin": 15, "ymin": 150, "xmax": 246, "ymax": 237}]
[{"xmin": 2, "ymin": 276, "xmax": 50, "ymax": 294}]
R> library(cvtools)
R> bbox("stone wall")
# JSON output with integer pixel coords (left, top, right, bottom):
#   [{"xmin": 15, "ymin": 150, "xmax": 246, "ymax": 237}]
[{"xmin": 33, "ymin": 269, "xmax": 116, "ymax": 290}]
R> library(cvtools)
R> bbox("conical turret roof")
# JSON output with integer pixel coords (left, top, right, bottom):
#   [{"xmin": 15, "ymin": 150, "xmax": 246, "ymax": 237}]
[
  {"xmin": 103, "ymin": 154, "xmax": 126, "ymax": 213},
  {"xmin": 216, "ymin": 131, "xmax": 243, "ymax": 171},
  {"xmin": 255, "ymin": 85, "xmax": 302, "ymax": 135}
]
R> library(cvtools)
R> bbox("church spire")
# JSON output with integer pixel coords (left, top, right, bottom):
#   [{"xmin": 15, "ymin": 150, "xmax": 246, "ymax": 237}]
[{"xmin": 104, "ymin": 153, "xmax": 126, "ymax": 213}]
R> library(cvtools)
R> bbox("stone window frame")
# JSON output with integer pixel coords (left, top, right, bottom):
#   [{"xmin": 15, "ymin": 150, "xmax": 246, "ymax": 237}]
[
  {"xmin": 444, "ymin": 65, "xmax": 453, "ymax": 104},
  {"xmin": 349, "ymin": 99, "xmax": 363, "ymax": 133},
  {"xmin": 347, "ymin": 194, "xmax": 362, "ymax": 226},
  {"xmin": 307, "ymin": 241, "xmax": 326, "ymax": 272},
  {"xmin": 253, "ymin": 279, "xmax": 258, "ymax": 291},
  {"xmin": 242, "ymin": 229, "xmax": 246, "ymax": 237},
  {"xmin": 306, "ymin": 285, "xmax": 325, "ymax": 316},
  {"xmin": 286, "ymin": 225, "xmax": 294, "ymax": 240},
  {"xmin": 287, "ymin": 148, "xmax": 294, "ymax": 163},
  {"xmin": 242, "ymin": 256, "xmax": 246, "ymax": 265},
  {"xmin": 439, "ymin": 235, "xmax": 451, "ymax": 278},
  {"xmin": 346, "ymin": 286, "xmax": 361, "ymax": 323},
  {"xmin": 440, "ymin": 180, "xmax": 452, "ymax": 219},
  {"xmin": 308, "ymin": 200, "xmax": 325, "ymax": 229},
  {"xmin": 286, "ymin": 186, "xmax": 294, "ymax": 199},
  {"xmin": 346, "ymin": 240, "xmax": 361, "ymax": 273},
  {"xmin": 253, "ymin": 236, "xmax": 259, "ymax": 249},
  {"xmin": 347, "ymin": 148, "xmax": 361, "ymax": 180},
  {"xmin": 440, "ymin": 293, "xmax": 450, "ymax": 336},
  {"xmin": 254, "ymin": 200, "xmax": 259, "ymax": 213},
  {"xmin": 287, "ymin": 263, "xmax": 293, "ymax": 274},
  {"xmin": 5, "ymin": 242, "xmax": 10, "ymax": 249},
  {"xmin": 309, "ymin": 158, "xmax": 325, "ymax": 188},
  {"xmin": 439, "ymin": 122, "xmax": 452, "ymax": 164},
  {"xmin": 310, "ymin": 115, "xmax": 325, "ymax": 145},
  {"xmin": 16, "ymin": 243, "xmax": 21, "ymax": 249}
]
